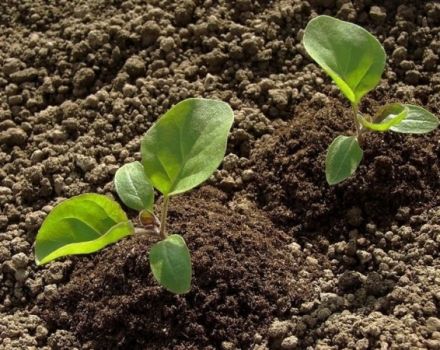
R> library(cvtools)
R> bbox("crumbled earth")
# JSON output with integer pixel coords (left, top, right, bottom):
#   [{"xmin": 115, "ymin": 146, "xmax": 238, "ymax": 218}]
[
  {"xmin": 0, "ymin": 0, "xmax": 439, "ymax": 348},
  {"xmin": 40, "ymin": 187, "xmax": 324, "ymax": 349}
]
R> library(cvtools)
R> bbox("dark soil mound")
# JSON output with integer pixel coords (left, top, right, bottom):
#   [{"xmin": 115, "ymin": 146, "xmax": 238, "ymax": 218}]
[
  {"xmin": 40, "ymin": 187, "xmax": 323, "ymax": 349},
  {"xmin": 248, "ymin": 97, "xmax": 440, "ymax": 233}
]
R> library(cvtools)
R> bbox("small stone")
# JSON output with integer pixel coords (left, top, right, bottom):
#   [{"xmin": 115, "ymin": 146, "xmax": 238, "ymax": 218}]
[
  {"xmin": 357, "ymin": 250, "xmax": 372, "ymax": 264},
  {"xmin": 281, "ymin": 335, "xmax": 299, "ymax": 349},
  {"xmin": 3, "ymin": 58, "xmax": 25, "ymax": 76},
  {"xmin": 405, "ymin": 70, "xmax": 420, "ymax": 85},
  {"xmin": 48, "ymin": 129, "xmax": 68, "ymax": 143},
  {"xmin": 427, "ymin": 318, "xmax": 440, "ymax": 332},
  {"xmin": 73, "ymin": 68, "xmax": 95, "ymax": 89},
  {"xmin": 316, "ymin": 307, "xmax": 331, "ymax": 321},
  {"xmin": 8, "ymin": 95, "xmax": 23, "ymax": 106},
  {"xmin": 141, "ymin": 21, "xmax": 161, "ymax": 45},
  {"xmin": 75, "ymin": 155, "xmax": 97, "ymax": 172},
  {"xmin": 400, "ymin": 60, "xmax": 415, "ymax": 70},
  {"xmin": 392, "ymin": 47, "xmax": 407, "ymax": 62},
  {"xmin": 338, "ymin": 271, "xmax": 362, "ymax": 291},
  {"xmin": 85, "ymin": 94, "xmax": 99, "ymax": 109},
  {"xmin": 62, "ymin": 118, "xmax": 79, "ymax": 132},
  {"xmin": 122, "ymin": 84, "xmax": 137, "ymax": 97},
  {"xmin": 43, "ymin": 284, "xmax": 58, "ymax": 299},
  {"xmin": 159, "ymin": 37, "xmax": 176, "ymax": 53},
  {"xmin": 9, "ymin": 68, "xmax": 39, "ymax": 83},
  {"xmin": 0, "ymin": 127, "xmax": 27, "ymax": 146},
  {"xmin": 31, "ymin": 150, "xmax": 45, "ymax": 163},
  {"xmin": 219, "ymin": 176, "xmax": 237, "ymax": 192},
  {"xmin": 242, "ymin": 169, "xmax": 255, "ymax": 182},
  {"xmin": 124, "ymin": 56, "xmax": 146, "ymax": 78},
  {"xmin": 337, "ymin": 2, "xmax": 357, "ymax": 21},
  {"xmin": 423, "ymin": 50, "xmax": 438, "ymax": 71},
  {"xmin": 268, "ymin": 320, "xmax": 290, "ymax": 338},
  {"xmin": 426, "ymin": 340, "xmax": 440, "ymax": 350},
  {"xmin": 35, "ymin": 325, "xmax": 48, "ymax": 340},
  {"xmin": 11, "ymin": 252, "xmax": 29, "ymax": 269},
  {"xmin": 369, "ymin": 6, "xmax": 387, "ymax": 24},
  {"xmin": 221, "ymin": 341, "xmax": 235, "ymax": 350},
  {"xmin": 0, "ymin": 245, "xmax": 11, "ymax": 262},
  {"xmin": 87, "ymin": 30, "xmax": 107, "ymax": 49},
  {"xmin": 254, "ymin": 333, "xmax": 263, "ymax": 344},
  {"xmin": 311, "ymin": 92, "xmax": 328, "ymax": 107},
  {"xmin": 268, "ymin": 89, "xmax": 289, "ymax": 107},
  {"xmin": 14, "ymin": 268, "xmax": 28, "ymax": 283}
]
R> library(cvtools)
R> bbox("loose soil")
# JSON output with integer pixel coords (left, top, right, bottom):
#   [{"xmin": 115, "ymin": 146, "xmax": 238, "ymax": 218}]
[{"xmin": 0, "ymin": 0, "xmax": 439, "ymax": 349}]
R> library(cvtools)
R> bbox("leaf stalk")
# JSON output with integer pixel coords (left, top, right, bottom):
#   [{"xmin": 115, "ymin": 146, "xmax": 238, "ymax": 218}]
[
  {"xmin": 159, "ymin": 195, "xmax": 169, "ymax": 239},
  {"xmin": 351, "ymin": 103, "xmax": 364, "ymax": 144}
]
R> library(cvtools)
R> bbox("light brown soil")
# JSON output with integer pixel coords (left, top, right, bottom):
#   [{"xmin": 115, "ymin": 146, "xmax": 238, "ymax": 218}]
[{"xmin": 0, "ymin": 0, "xmax": 439, "ymax": 349}]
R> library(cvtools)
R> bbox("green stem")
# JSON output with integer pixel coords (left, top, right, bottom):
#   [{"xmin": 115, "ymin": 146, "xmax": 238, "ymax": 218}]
[
  {"xmin": 351, "ymin": 103, "xmax": 363, "ymax": 144},
  {"xmin": 159, "ymin": 195, "xmax": 169, "ymax": 239}
]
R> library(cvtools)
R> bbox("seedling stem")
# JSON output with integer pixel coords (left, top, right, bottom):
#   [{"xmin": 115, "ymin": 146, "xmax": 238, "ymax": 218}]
[
  {"xmin": 159, "ymin": 195, "xmax": 169, "ymax": 239},
  {"xmin": 351, "ymin": 104, "xmax": 360, "ymax": 136}
]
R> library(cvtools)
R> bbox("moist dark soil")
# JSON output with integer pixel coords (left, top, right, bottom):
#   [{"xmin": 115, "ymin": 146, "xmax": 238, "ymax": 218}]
[
  {"xmin": 0, "ymin": 0, "xmax": 439, "ymax": 349},
  {"xmin": 40, "ymin": 187, "xmax": 324, "ymax": 349},
  {"xmin": 248, "ymin": 96, "xmax": 440, "ymax": 233}
]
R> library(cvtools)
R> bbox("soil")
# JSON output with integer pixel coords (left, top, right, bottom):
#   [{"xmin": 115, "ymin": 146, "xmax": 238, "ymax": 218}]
[{"xmin": 0, "ymin": 0, "xmax": 439, "ymax": 349}]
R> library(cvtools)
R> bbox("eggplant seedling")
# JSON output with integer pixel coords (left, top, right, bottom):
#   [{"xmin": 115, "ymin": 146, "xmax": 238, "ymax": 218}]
[
  {"xmin": 303, "ymin": 15, "xmax": 439, "ymax": 185},
  {"xmin": 34, "ymin": 98, "xmax": 234, "ymax": 294}
]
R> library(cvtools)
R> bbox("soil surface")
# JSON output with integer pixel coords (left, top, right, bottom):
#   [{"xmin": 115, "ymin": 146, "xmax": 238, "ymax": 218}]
[{"xmin": 0, "ymin": 0, "xmax": 439, "ymax": 349}]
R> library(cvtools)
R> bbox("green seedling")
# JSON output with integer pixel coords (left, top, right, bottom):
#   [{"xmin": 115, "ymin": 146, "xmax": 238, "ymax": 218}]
[
  {"xmin": 35, "ymin": 98, "xmax": 234, "ymax": 294},
  {"xmin": 303, "ymin": 15, "xmax": 439, "ymax": 185}
]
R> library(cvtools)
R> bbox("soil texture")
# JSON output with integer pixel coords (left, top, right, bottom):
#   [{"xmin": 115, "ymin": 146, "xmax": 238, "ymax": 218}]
[{"xmin": 0, "ymin": 0, "xmax": 439, "ymax": 349}]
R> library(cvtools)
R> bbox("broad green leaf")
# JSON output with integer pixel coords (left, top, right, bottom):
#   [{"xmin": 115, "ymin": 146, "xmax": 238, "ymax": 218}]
[
  {"xmin": 358, "ymin": 103, "xmax": 408, "ymax": 132},
  {"xmin": 114, "ymin": 161, "xmax": 154, "ymax": 211},
  {"xmin": 149, "ymin": 234, "xmax": 192, "ymax": 294},
  {"xmin": 35, "ymin": 193, "xmax": 133, "ymax": 265},
  {"xmin": 389, "ymin": 105, "xmax": 439, "ymax": 134},
  {"xmin": 303, "ymin": 15, "xmax": 386, "ymax": 104},
  {"xmin": 141, "ymin": 98, "xmax": 234, "ymax": 196},
  {"xmin": 326, "ymin": 135, "xmax": 363, "ymax": 185},
  {"xmin": 37, "ymin": 221, "xmax": 134, "ymax": 265}
]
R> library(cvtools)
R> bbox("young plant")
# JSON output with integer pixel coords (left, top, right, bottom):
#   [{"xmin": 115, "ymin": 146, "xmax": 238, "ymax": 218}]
[
  {"xmin": 35, "ymin": 98, "xmax": 234, "ymax": 294},
  {"xmin": 303, "ymin": 15, "xmax": 439, "ymax": 185}
]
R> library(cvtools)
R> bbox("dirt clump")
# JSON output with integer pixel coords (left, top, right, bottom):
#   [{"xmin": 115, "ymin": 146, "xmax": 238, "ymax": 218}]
[
  {"xmin": 247, "ymin": 97, "xmax": 439, "ymax": 233},
  {"xmin": 39, "ymin": 187, "xmax": 324, "ymax": 349}
]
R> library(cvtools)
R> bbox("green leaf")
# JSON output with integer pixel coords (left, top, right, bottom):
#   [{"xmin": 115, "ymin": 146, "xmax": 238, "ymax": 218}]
[
  {"xmin": 358, "ymin": 103, "xmax": 408, "ymax": 132},
  {"xmin": 326, "ymin": 135, "xmax": 363, "ymax": 185},
  {"xmin": 35, "ymin": 193, "xmax": 134, "ymax": 265},
  {"xmin": 141, "ymin": 98, "xmax": 234, "ymax": 196},
  {"xmin": 303, "ymin": 15, "xmax": 386, "ymax": 104},
  {"xmin": 114, "ymin": 161, "xmax": 154, "ymax": 211},
  {"xmin": 149, "ymin": 234, "xmax": 192, "ymax": 294},
  {"xmin": 389, "ymin": 105, "xmax": 439, "ymax": 134}
]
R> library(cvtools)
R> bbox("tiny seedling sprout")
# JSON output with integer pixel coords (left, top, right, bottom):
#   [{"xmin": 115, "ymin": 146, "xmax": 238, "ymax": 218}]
[
  {"xmin": 34, "ymin": 98, "xmax": 234, "ymax": 294},
  {"xmin": 303, "ymin": 15, "xmax": 439, "ymax": 185}
]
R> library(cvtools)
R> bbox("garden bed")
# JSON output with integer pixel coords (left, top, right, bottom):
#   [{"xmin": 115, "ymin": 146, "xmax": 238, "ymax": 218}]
[{"xmin": 0, "ymin": 0, "xmax": 439, "ymax": 349}]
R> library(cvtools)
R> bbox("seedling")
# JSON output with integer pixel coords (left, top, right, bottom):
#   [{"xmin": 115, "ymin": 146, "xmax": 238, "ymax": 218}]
[
  {"xmin": 35, "ymin": 98, "xmax": 234, "ymax": 294},
  {"xmin": 303, "ymin": 15, "xmax": 439, "ymax": 185}
]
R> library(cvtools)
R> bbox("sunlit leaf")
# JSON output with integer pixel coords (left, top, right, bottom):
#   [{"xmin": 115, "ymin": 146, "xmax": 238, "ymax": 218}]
[
  {"xmin": 149, "ymin": 234, "xmax": 192, "ymax": 294},
  {"xmin": 35, "ymin": 193, "xmax": 133, "ymax": 265},
  {"xmin": 389, "ymin": 105, "xmax": 439, "ymax": 134},
  {"xmin": 359, "ymin": 103, "xmax": 408, "ymax": 132},
  {"xmin": 303, "ymin": 15, "xmax": 386, "ymax": 104},
  {"xmin": 141, "ymin": 98, "xmax": 234, "ymax": 196},
  {"xmin": 114, "ymin": 161, "xmax": 154, "ymax": 211},
  {"xmin": 326, "ymin": 135, "xmax": 363, "ymax": 185}
]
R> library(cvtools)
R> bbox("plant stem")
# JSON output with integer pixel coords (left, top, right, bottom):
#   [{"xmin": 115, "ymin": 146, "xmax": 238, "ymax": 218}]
[
  {"xmin": 351, "ymin": 103, "xmax": 363, "ymax": 144},
  {"xmin": 159, "ymin": 195, "xmax": 169, "ymax": 239}
]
